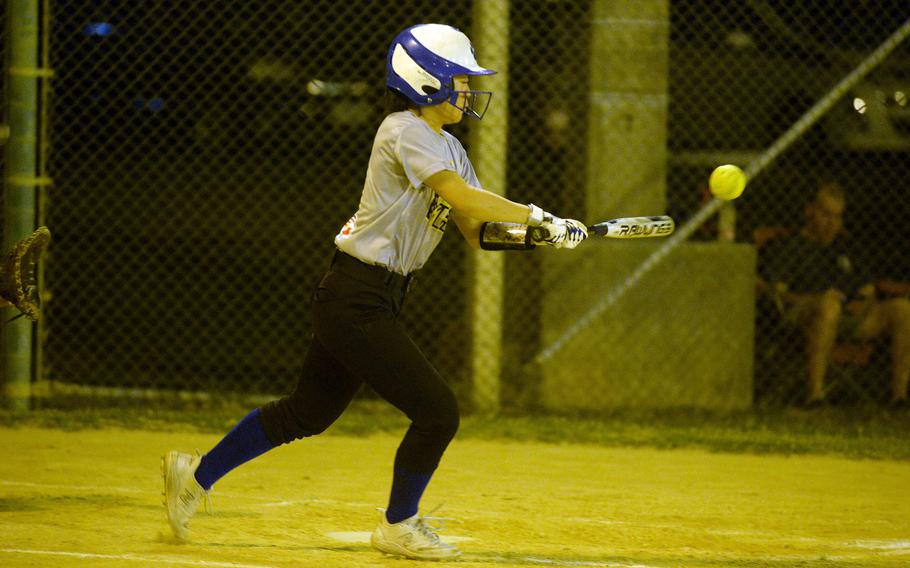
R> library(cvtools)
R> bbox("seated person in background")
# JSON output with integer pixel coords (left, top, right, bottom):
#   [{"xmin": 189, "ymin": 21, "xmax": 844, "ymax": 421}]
[{"xmin": 758, "ymin": 180, "xmax": 910, "ymax": 408}]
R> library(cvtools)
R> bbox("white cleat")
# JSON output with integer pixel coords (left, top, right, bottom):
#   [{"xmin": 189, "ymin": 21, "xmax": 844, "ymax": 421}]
[
  {"xmin": 161, "ymin": 450, "xmax": 209, "ymax": 541},
  {"xmin": 371, "ymin": 513, "xmax": 461, "ymax": 561}
]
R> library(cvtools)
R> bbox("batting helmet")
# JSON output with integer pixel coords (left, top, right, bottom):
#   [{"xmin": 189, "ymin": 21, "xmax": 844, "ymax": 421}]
[{"xmin": 386, "ymin": 24, "xmax": 496, "ymax": 119}]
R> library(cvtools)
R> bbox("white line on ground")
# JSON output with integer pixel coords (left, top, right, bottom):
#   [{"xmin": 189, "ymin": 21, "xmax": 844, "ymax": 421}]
[
  {"xmin": 519, "ymin": 557, "xmax": 658, "ymax": 568},
  {"xmin": 325, "ymin": 531, "xmax": 475, "ymax": 544},
  {"xmin": 850, "ymin": 540, "xmax": 910, "ymax": 552},
  {"xmin": 572, "ymin": 516, "xmax": 910, "ymax": 554},
  {"xmin": 0, "ymin": 549, "xmax": 273, "ymax": 568},
  {"xmin": 0, "ymin": 479, "xmax": 145, "ymax": 493},
  {"xmin": 570, "ymin": 517, "xmax": 817, "ymax": 543},
  {"xmin": 0, "ymin": 479, "xmax": 372, "ymax": 508}
]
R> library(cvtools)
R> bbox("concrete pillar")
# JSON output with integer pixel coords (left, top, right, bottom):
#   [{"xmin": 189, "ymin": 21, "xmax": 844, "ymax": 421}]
[{"xmin": 586, "ymin": 0, "xmax": 669, "ymax": 220}]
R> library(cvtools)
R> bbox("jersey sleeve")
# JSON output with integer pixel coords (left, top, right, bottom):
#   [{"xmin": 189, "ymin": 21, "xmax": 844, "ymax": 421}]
[
  {"xmin": 396, "ymin": 124, "xmax": 453, "ymax": 188},
  {"xmin": 460, "ymin": 151, "xmax": 481, "ymax": 188}
]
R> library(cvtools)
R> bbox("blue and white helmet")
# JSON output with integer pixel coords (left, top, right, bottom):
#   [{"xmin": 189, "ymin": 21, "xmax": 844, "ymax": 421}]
[{"xmin": 386, "ymin": 24, "xmax": 496, "ymax": 120}]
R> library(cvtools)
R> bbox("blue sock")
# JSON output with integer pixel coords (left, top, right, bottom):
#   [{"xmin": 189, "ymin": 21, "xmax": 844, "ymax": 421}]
[
  {"xmin": 194, "ymin": 408, "xmax": 275, "ymax": 490},
  {"xmin": 385, "ymin": 462, "xmax": 434, "ymax": 524}
]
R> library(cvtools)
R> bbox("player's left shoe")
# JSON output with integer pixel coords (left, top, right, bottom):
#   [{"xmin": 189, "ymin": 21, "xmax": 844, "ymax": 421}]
[
  {"xmin": 371, "ymin": 512, "xmax": 461, "ymax": 560},
  {"xmin": 161, "ymin": 450, "xmax": 210, "ymax": 540}
]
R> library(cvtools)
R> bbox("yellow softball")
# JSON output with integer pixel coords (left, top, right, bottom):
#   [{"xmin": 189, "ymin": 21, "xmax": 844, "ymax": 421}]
[{"xmin": 709, "ymin": 164, "xmax": 747, "ymax": 201}]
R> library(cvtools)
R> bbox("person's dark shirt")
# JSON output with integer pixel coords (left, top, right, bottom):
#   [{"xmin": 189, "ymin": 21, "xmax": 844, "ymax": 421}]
[{"xmin": 759, "ymin": 233, "xmax": 871, "ymax": 296}]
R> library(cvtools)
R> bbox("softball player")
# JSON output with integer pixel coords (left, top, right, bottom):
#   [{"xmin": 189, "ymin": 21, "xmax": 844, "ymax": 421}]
[{"xmin": 163, "ymin": 23, "xmax": 586, "ymax": 561}]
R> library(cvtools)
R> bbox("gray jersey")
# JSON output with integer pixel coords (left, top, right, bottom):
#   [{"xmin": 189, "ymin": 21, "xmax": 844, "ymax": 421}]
[{"xmin": 335, "ymin": 111, "xmax": 480, "ymax": 275}]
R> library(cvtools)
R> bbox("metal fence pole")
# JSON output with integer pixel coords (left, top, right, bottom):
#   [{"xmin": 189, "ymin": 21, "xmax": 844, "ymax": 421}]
[
  {"xmin": 468, "ymin": 0, "xmax": 510, "ymax": 414},
  {"xmin": 3, "ymin": 0, "xmax": 42, "ymax": 410}
]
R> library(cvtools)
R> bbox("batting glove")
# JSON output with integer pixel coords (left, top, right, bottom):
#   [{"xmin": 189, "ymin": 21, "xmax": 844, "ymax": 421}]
[
  {"xmin": 526, "ymin": 203, "xmax": 564, "ymax": 227},
  {"xmin": 531, "ymin": 218, "xmax": 588, "ymax": 249}
]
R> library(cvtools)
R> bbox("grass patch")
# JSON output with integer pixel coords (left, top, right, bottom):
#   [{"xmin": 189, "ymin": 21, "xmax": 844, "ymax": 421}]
[{"xmin": 1, "ymin": 399, "xmax": 908, "ymax": 460}]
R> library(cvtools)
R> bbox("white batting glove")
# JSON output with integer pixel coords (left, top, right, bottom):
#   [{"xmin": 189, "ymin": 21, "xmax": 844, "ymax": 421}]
[
  {"xmin": 563, "ymin": 219, "xmax": 588, "ymax": 248},
  {"xmin": 526, "ymin": 203, "xmax": 560, "ymax": 226},
  {"xmin": 526, "ymin": 204, "xmax": 545, "ymax": 226},
  {"xmin": 531, "ymin": 218, "xmax": 588, "ymax": 249}
]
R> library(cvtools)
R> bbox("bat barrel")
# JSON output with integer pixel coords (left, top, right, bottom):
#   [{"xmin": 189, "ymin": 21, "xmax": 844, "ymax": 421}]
[
  {"xmin": 531, "ymin": 215, "xmax": 675, "ymax": 242},
  {"xmin": 589, "ymin": 216, "xmax": 675, "ymax": 238}
]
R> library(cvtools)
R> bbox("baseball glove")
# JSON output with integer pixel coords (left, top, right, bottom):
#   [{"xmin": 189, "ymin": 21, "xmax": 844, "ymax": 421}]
[{"xmin": 0, "ymin": 226, "xmax": 51, "ymax": 322}]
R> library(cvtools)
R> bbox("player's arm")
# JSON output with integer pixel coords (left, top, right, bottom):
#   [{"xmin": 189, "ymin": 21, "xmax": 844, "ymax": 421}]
[
  {"xmin": 451, "ymin": 210, "xmax": 482, "ymax": 249},
  {"xmin": 425, "ymin": 170, "xmax": 586, "ymax": 249},
  {"xmin": 452, "ymin": 208, "xmax": 553, "ymax": 251},
  {"xmin": 424, "ymin": 170, "xmax": 535, "ymax": 224}
]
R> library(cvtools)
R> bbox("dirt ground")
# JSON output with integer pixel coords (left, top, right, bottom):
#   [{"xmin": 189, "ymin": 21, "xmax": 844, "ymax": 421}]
[{"xmin": 1, "ymin": 426, "xmax": 908, "ymax": 567}]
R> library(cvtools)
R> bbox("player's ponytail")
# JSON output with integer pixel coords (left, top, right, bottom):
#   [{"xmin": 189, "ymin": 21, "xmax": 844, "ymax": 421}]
[{"xmin": 384, "ymin": 87, "xmax": 418, "ymax": 115}]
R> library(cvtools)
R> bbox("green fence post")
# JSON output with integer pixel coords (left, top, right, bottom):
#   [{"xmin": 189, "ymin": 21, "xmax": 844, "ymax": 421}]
[
  {"xmin": 468, "ymin": 0, "xmax": 510, "ymax": 415},
  {"xmin": 3, "ymin": 0, "xmax": 42, "ymax": 410}
]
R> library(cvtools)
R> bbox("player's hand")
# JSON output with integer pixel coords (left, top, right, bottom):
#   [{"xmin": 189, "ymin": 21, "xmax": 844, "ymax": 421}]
[
  {"xmin": 562, "ymin": 219, "xmax": 588, "ymax": 248},
  {"xmin": 531, "ymin": 218, "xmax": 587, "ymax": 249}
]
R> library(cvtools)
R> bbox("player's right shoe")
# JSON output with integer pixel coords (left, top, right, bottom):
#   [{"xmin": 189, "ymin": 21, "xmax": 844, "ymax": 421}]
[
  {"xmin": 370, "ymin": 513, "xmax": 461, "ymax": 561},
  {"xmin": 161, "ymin": 450, "xmax": 209, "ymax": 541}
]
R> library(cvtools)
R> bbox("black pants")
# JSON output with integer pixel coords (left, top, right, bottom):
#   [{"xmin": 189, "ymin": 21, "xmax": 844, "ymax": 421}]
[{"xmin": 259, "ymin": 251, "xmax": 459, "ymax": 473}]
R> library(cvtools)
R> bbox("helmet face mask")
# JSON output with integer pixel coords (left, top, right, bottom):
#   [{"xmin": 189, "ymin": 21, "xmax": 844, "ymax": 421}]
[
  {"xmin": 448, "ymin": 88, "xmax": 492, "ymax": 120},
  {"xmin": 387, "ymin": 24, "xmax": 496, "ymax": 120}
]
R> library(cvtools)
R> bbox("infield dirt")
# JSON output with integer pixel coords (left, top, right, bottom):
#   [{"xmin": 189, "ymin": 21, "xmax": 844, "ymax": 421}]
[{"xmin": 1, "ymin": 426, "xmax": 908, "ymax": 567}]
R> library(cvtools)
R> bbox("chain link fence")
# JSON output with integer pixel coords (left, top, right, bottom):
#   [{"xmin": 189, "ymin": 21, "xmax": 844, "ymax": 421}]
[
  {"xmin": 44, "ymin": 1, "xmax": 477, "ymax": 399},
  {"xmin": 7, "ymin": 1, "xmax": 909, "ymax": 410},
  {"xmin": 1, "ymin": 5, "xmax": 7, "ymax": 248},
  {"xmin": 667, "ymin": 1, "xmax": 910, "ymax": 407}
]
